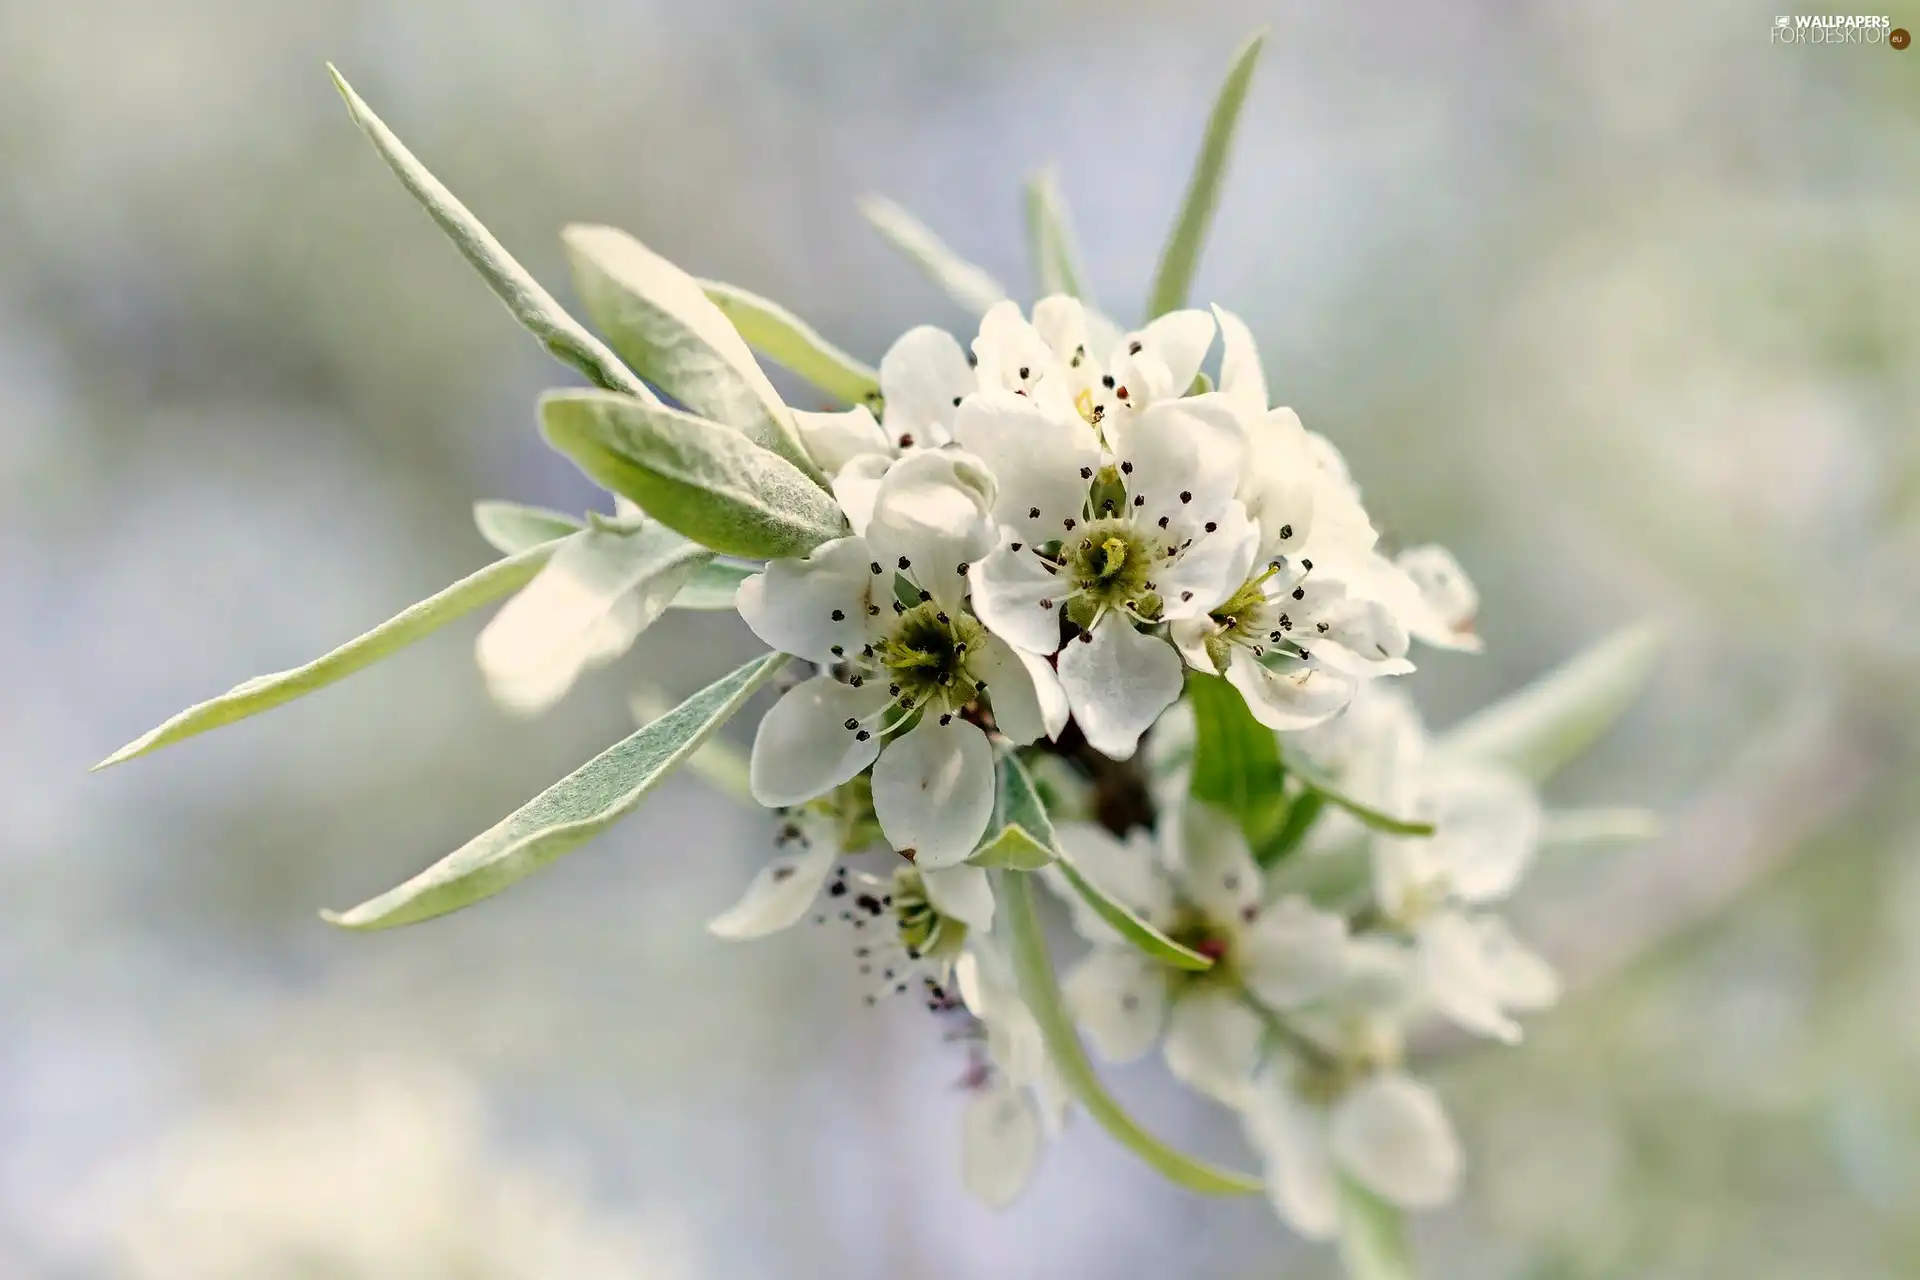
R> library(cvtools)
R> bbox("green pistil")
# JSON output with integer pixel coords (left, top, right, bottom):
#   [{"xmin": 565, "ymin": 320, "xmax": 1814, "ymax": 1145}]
[
  {"xmin": 1062, "ymin": 518, "xmax": 1155, "ymax": 614},
  {"xmin": 876, "ymin": 602, "xmax": 982, "ymax": 713}
]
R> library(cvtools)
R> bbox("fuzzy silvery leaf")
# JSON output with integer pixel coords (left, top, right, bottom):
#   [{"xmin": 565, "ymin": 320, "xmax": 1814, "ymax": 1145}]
[
  {"xmin": 325, "ymin": 652, "xmax": 788, "ymax": 931},
  {"xmin": 326, "ymin": 67, "xmax": 652, "ymax": 401},
  {"xmin": 540, "ymin": 391, "xmax": 847, "ymax": 560},
  {"xmin": 475, "ymin": 522, "xmax": 710, "ymax": 714},
  {"xmin": 1435, "ymin": 623, "xmax": 1660, "ymax": 784},
  {"xmin": 666, "ymin": 560, "xmax": 758, "ymax": 611},
  {"xmin": 562, "ymin": 225, "xmax": 819, "ymax": 478},
  {"xmin": 1023, "ymin": 167, "xmax": 1090, "ymax": 302},
  {"xmin": 1144, "ymin": 31, "xmax": 1266, "ymax": 319},
  {"xmin": 859, "ymin": 195, "xmax": 1009, "ymax": 317},
  {"xmin": 700, "ymin": 280, "xmax": 882, "ymax": 409},
  {"xmin": 95, "ymin": 538, "xmax": 568, "ymax": 770},
  {"xmin": 998, "ymin": 870, "xmax": 1263, "ymax": 1197},
  {"xmin": 968, "ymin": 751, "xmax": 1059, "ymax": 871},
  {"xmin": 473, "ymin": 500, "xmax": 585, "ymax": 555},
  {"xmin": 1337, "ymin": 1179, "xmax": 1417, "ymax": 1280}
]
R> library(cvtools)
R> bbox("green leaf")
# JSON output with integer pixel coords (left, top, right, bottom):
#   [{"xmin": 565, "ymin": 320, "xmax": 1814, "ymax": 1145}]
[
  {"xmin": 1338, "ymin": 1180, "xmax": 1417, "ymax": 1280},
  {"xmin": 95, "ymin": 539, "xmax": 566, "ymax": 770},
  {"xmin": 629, "ymin": 686, "xmax": 753, "ymax": 804},
  {"xmin": 326, "ymin": 66, "xmax": 651, "ymax": 401},
  {"xmin": 1054, "ymin": 855, "xmax": 1214, "ymax": 973},
  {"xmin": 668, "ymin": 559, "xmax": 757, "ymax": 611},
  {"xmin": 325, "ymin": 652, "xmax": 788, "ymax": 930},
  {"xmin": 476, "ymin": 522, "xmax": 710, "ymax": 713},
  {"xmin": 1284, "ymin": 758, "xmax": 1437, "ymax": 838},
  {"xmin": 1023, "ymin": 166, "xmax": 1089, "ymax": 301},
  {"xmin": 540, "ymin": 390, "xmax": 847, "ymax": 560},
  {"xmin": 562, "ymin": 225, "xmax": 820, "ymax": 479},
  {"xmin": 1186, "ymin": 671, "xmax": 1289, "ymax": 847},
  {"xmin": 700, "ymin": 280, "xmax": 881, "ymax": 408},
  {"xmin": 1539, "ymin": 807, "xmax": 1661, "ymax": 850},
  {"xmin": 1257, "ymin": 789, "xmax": 1325, "ymax": 867},
  {"xmin": 859, "ymin": 195, "xmax": 1009, "ymax": 317},
  {"xmin": 1143, "ymin": 31, "xmax": 1266, "ymax": 319},
  {"xmin": 967, "ymin": 752, "xmax": 1060, "ymax": 871},
  {"xmin": 473, "ymin": 500, "xmax": 584, "ymax": 555},
  {"xmin": 1435, "ymin": 624, "xmax": 1661, "ymax": 784},
  {"xmin": 999, "ymin": 870, "xmax": 1262, "ymax": 1196}
]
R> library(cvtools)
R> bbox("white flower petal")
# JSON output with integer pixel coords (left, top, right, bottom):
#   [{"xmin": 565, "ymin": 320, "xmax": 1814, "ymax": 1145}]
[
  {"xmin": 970, "ymin": 632, "xmax": 1067, "ymax": 744},
  {"xmin": 1473, "ymin": 916, "xmax": 1560, "ymax": 1011},
  {"xmin": 1031, "ymin": 295, "xmax": 1089, "ymax": 363},
  {"xmin": 1397, "ymin": 544, "xmax": 1482, "ymax": 651},
  {"xmin": 1302, "ymin": 597, "xmax": 1413, "ymax": 677},
  {"xmin": 1211, "ymin": 305, "xmax": 1268, "ymax": 417},
  {"xmin": 735, "ymin": 536, "xmax": 879, "ymax": 664},
  {"xmin": 923, "ymin": 863, "xmax": 996, "ymax": 934},
  {"xmin": 972, "ymin": 300, "xmax": 1074, "ymax": 419},
  {"xmin": 1166, "ymin": 802, "xmax": 1262, "ymax": 923},
  {"xmin": 963, "ymin": 1084, "xmax": 1043, "ymax": 1209},
  {"xmin": 950, "ymin": 389, "xmax": 1100, "ymax": 538},
  {"xmin": 1240, "ymin": 896, "xmax": 1352, "ymax": 1011},
  {"xmin": 1050, "ymin": 824, "xmax": 1177, "ymax": 937},
  {"xmin": 1062, "ymin": 946, "xmax": 1170, "ymax": 1063},
  {"xmin": 748, "ymin": 676, "xmax": 888, "ymax": 807},
  {"xmin": 1157, "ymin": 501, "xmax": 1261, "ymax": 620},
  {"xmin": 1055, "ymin": 617, "xmax": 1183, "ymax": 761},
  {"xmin": 1328, "ymin": 1072, "xmax": 1463, "ymax": 1211},
  {"xmin": 831, "ymin": 454, "xmax": 891, "ymax": 538},
  {"xmin": 1226, "ymin": 648, "xmax": 1355, "ymax": 731},
  {"xmin": 1417, "ymin": 910, "xmax": 1523, "ymax": 1043},
  {"xmin": 969, "ymin": 545, "xmax": 1067, "ymax": 656},
  {"xmin": 1162, "ymin": 985, "xmax": 1264, "ymax": 1108},
  {"xmin": 879, "ymin": 325, "xmax": 973, "ymax": 447},
  {"xmin": 1244, "ymin": 1069, "xmax": 1340, "ymax": 1240},
  {"xmin": 871, "ymin": 717, "xmax": 995, "ymax": 868},
  {"xmin": 793, "ymin": 404, "xmax": 889, "ymax": 477},
  {"xmin": 707, "ymin": 824, "xmax": 840, "ymax": 940},
  {"xmin": 864, "ymin": 449, "xmax": 997, "ymax": 608},
  {"xmin": 1104, "ymin": 397, "xmax": 1244, "ymax": 539},
  {"xmin": 1424, "ymin": 763, "xmax": 1541, "ymax": 903},
  {"xmin": 1112, "ymin": 309, "xmax": 1216, "ymax": 404}
]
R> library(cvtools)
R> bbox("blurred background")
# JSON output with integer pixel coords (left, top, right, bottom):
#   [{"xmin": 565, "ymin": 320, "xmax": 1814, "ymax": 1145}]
[{"xmin": 3, "ymin": 0, "xmax": 1917, "ymax": 1275}]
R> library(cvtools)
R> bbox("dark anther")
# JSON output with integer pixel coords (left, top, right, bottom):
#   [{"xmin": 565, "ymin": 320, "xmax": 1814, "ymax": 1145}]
[
  {"xmin": 1157, "ymin": 516, "xmax": 1170, "ymax": 529},
  {"xmin": 898, "ymin": 556, "xmax": 911, "ymax": 570},
  {"xmin": 871, "ymin": 561, "xmax": 883, "ymax": 574},
  {"xmin": 1179, "ymin": 491, "xmax": 1192, "ymax": 503},
  {"xmin": 1293, "ymin": 587, "xmax": 1306, "ymax": 600},
  {"xmin": 1018, "ymin": 366, "xmax": 1030, "ymax": 379},
  {"xmin": 1133, "ymin": 495, "xmax": 1145, "ymax": 507},
  {"xmin": 1278, "ymin": 524, "xmax": 1293, "ymax": 540},
  {"xmin": 855, "ymin": 729, "xmax": 871, "ymax": 741},
  {"xmin": 956, "ymin": 562, "xmax": 970, "ymax": 575},
  {"xmin": 1204, "ymin": 521, "xmax": 1216, "ymax": 533},
  {"xmin": 898, "ymin": 434, "xmax": 914, "ymax": 448},
  {"xmin": 831, "ymin": 609, "xmax": 846, "ymax": 621},
  {"xmin": 939, "ymin": 714, "xmax": 953, "ymax": 725},
  {"xmin": 1120, "ymin": 461, "xmax": 1133, "ymax": 474},
  {"xmin": 1101, "ymin": 374, "xmax": 1115, "ymax": 388},
  {"xmin": 1080, "ymin": 466, "xmax": 1093, "ymax": 479},
  {"xmin": 1318, "ymin": 622, "xmax": 1330, "ymax": 633},
  {"xmin": 1301, "ymin": 558, "xmax": 1313, "ymax": 571},
  {"xmin": 936, "ymin": 612, "xmax": 950, "ymax": 623},
  {"xmin": 1038, "ymin": 597, "xmax": 1053, "ymax": 609},
  {"xmin": 1028, "ymin": 506, "xmax": 1041, "ymax": 519},
  {"xmin": 849, "ymin": 675, "xmax": 864, "ymax": 686},
  {"xmin": 1128, "ymin": 340, "xmax": 1143, "ymax": 355},
  {"xmin": 867, "ymin": 604, "xmax": 881, "ymax": 616},
  {"xmin": 844, "ymin": 718, "xmax": 860, "ymax": 730},
  {"xmin": 1080, "ymin": 538, "xmax": 1093, "ymax": 552},
  {"xmin": 829, "ymin": 879, "xmax": 849, "ymax": 898},
  {"xmin": 1181, "ymin": 591, "xmax": 1193, "ymax": 602},
  {"xmin": 1063, "ymin": 518, "xmax": 1076, "ymax": 530},
  {"xmin": 952, "ymin": 396, "xmax": 962, "ymax": 407},
  {"xmin": 831, "ymin": 644, "xmax": 844, "ymax": 656},
  {"xmin": 918, "ymin": 590, "xmax": 933, "ymax": 602},
  {"xmin": 1010, "ymin": 541, "xmax": 1022, "ymax": 552},
  {"xmin": 893, "ymin": 600, "xmax": 906, "ymax": 614},
  {"xmin": 889, "ymin": 684, "xmax": 901, "ymax": 695}
]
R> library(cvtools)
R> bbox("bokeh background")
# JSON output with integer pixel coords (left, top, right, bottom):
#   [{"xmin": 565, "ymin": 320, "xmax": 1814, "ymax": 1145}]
[{"xmin": 4, "ymin": 1, "xmax": 1917, "ymax": 1275}]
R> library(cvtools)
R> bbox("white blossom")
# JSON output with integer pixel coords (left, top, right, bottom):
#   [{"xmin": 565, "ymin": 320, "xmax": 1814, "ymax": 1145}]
[
  {"xmin": 738, "ymin": 449, "xmax": 1065, "ymax": 867},
  {"xmin": 955, "ymin": 941, "xmax": 1069, "ymax": 1207},
  {"xmin": 1050, "ymin": 805, "xmax": 1350, "ymax": 1108}
]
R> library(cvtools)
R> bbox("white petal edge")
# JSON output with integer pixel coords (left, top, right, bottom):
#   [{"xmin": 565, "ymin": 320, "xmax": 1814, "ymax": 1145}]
[{"xmin": 870, "ymin": 717, "xmax": 996, "ymax": 869}]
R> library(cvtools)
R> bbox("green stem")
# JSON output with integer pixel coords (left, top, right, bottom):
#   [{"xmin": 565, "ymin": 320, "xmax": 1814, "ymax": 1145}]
[{"xmin": 997, "ymin": 871, "xmax": 1263, "ymax": 1197}]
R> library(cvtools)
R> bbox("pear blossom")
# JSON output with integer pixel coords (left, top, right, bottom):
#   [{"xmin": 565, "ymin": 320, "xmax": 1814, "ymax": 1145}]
[
  {"xmin": 738, "ymin": 449, "xmax": 1067, "ymax": 867},
  {"xmin": 1050, "ymin": 805, "xmax": 1351, "ymax": 1107},
  {"xmin": 953, "ymin": 314, "xmax": 1256, "ymax": 758},
  {"xmin": 1295, "ymin": 683, "xmax": 1559, "ymax": 1043},
  {"xmin": 971, "ymin": 297, "xmax": 1218, "ymax": 433}
]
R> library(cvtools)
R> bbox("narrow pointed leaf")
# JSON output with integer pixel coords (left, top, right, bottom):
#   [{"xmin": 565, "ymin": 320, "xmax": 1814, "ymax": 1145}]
[
  {"xmin": 1055, "ymin": 857, "xmax": 1214, "ymax": 972},
  {"xmin": 1257, "ymin": 789, "xmax": 1325, "ymax": 867},
  {"xmin": 474, "ymin": 500, "xmax": 584, "ymax": 555},
  {"xmin": 96, "ymin": 539, "xmax": 568, "ymax": 770},
  {"xmin": 1187, "ymin": 671, "xmax": 1289, "ymax": 846},
  {"xmin": 476, "ymin": 522, "xmax": 710, "ymax": 713},
  {"xmin": 541, "ymin": 391, "xmax": 847, "ymax": 560},
  {"xmin": 1436, "ymin": 624, "xmax": 1661, "ymax": 784},
  {"xmin": 701, "ymin": 280, "xmax": 881, "ymax": 408},
  {"xmin": 325, "ymin": 652, "xmax": 788, "ymax": 930},
  {"xmin": 326, "ymin": 67, "xmax": 651, "ymax": 400},
  {"xmin": 562, "ymin": 225, "xmax": 819, "ymax": 478},
  {"xmin": 1284, "ymin": 758, "xmax": 1436, "ymax": 838},
  {"xmin": 1023, "ymin": 167, "xmax": 1089, "ymax": 301},
  {"xmin": 1338, "ymin": 1180, "xmax": 1418, "ymax": 1280},
  {"xmin": 667, "ymin": 559, "xmax": 757, "ymax": 611},
  {"xmin": 1144, "ymin": 31, "xmax": 1266, "ymax": 318},
  {"xmin": 1000, "ymin": 871, "xmax": 1262, "ymax": 1196},
  {"xmin": 968, "ymin": 752, "xmax": 1060, "ymax": 871},
  {"xmin": 859, "ymin": 195, "xmax": 1008, "ymax": 317},
  {"xmin": 629, "ymin": 686, "xmax": 754, "ymax": 804},
  {"xmin": 1539, "ymin": 807, "xmax": 1661, "ymax": 850}
]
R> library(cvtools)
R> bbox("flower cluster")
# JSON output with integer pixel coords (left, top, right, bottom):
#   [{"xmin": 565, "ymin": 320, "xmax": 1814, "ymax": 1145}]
[{"xmin": 95, "ymin": 41, "xmax": 1658, "ymax": 1276}]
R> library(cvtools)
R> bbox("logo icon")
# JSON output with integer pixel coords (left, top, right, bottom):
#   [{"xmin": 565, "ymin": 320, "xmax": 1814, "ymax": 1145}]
[
  {"xmin": 1776, "ymin": 13, "xmax": 1793, "ymax": 26},
  {"xmin": 1893, "ymin": 26, "xmax": 1912, "ymax": 48}
]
